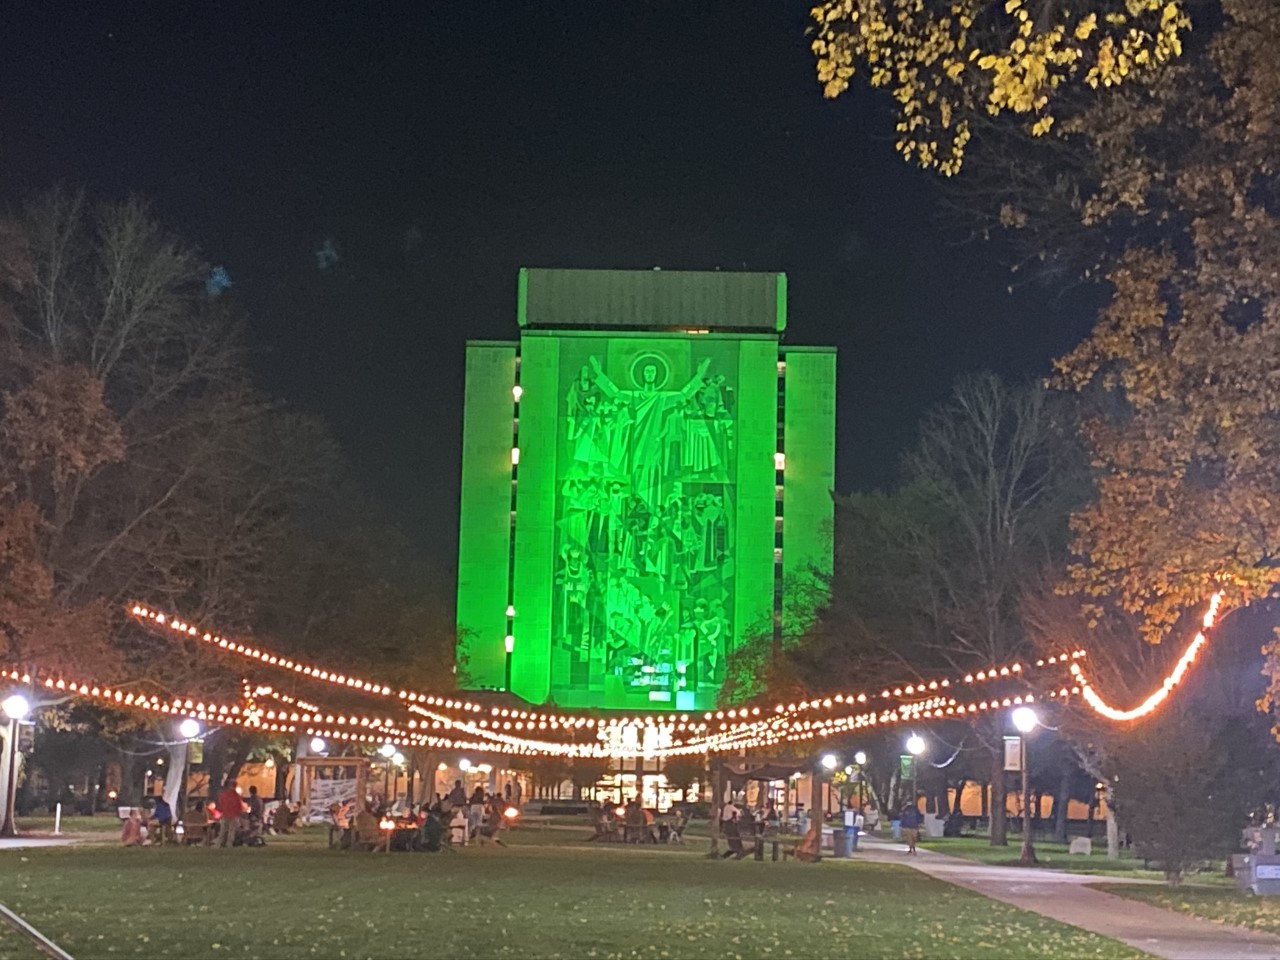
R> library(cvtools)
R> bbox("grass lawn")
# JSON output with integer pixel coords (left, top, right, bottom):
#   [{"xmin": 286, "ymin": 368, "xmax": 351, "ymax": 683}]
[
  {"xmin": 1098, "ymin": 884, "xmax": 1280, "ymax": 935},
  {"xmin": 0, "ymin": 830, "xmax": 1149, "ymax": 960},
  {"xmin": 915, "ymin": 835, "xmax": 1228, "ymax": 883}
]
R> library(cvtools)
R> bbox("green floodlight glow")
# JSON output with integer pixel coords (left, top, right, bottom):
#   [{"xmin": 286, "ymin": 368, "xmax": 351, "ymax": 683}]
[{"xmin": 456, "ymin": 270, "xmax": 835, "ymax": 711}]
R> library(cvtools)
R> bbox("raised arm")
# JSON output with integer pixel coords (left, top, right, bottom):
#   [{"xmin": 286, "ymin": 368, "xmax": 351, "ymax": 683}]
[
  {"xmin": 590, "ymin": 355, "xmax": 620, "ymax": 398},
  {"xmin": 680, "ymin": 357, "xmax": 712, "ymax": 400}
]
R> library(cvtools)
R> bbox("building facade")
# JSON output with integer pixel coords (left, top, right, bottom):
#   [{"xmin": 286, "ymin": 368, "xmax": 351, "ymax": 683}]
[{"xmin": 456, "ymin": 268, "xmax": 835, "ymax": 711}]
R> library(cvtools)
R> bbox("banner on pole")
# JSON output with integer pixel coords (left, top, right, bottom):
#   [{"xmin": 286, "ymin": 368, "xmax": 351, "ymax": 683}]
[
  {"xmin": 899, "ymin": 754, "xmax": 914, "ymax": 780},
  {"xmin": 1003, "ymin": 735, "xmax": 1024, "ymax": 772}
]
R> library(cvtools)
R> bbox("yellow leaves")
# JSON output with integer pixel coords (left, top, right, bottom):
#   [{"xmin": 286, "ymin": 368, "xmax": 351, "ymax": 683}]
[{"xmin": 810, "ymin": 0, "xmax": 1189, "ymax": 170}]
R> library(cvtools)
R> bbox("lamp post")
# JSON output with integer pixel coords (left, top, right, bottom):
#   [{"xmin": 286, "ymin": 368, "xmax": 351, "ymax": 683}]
[
  {"xmin": 177, "ymin": 718, "xmax": 201, "ymax": 821},
  {"xmin": 853, "ymin": 750, "xmax": 868, "ymax": 814},
  {"xmin": 905, "ymin": 734, "xmax": 925, "ymax": 809},
  {"xmin": 2, "ymin": 694, "xmax": 31, "ymax": 838},
  {"xmin": 378, "ymin": 743, "xmax": 396, "ymax": 807},
  {"xmin": 1011, "ymin": 706, "xmax": 1039, "ymax": 866},
  {"xmin": 504, "ymin": 635, "xmax": 515, "ymax": 692}
]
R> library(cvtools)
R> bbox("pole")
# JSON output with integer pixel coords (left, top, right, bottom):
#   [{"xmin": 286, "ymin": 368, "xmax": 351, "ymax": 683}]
[
  {"xmin": 504, "ymin": 653, "xmax": 513, "ymax": 692},
  {"xmin": 1, "ymin": 718, "xmax": 19, "ymax": 838},
  {"xmin": 1019, "ymin": 737, "xmax": 1037, "ymax": 865}
]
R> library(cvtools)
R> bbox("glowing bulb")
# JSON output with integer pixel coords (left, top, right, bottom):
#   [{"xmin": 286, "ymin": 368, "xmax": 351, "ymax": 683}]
[
  {"xmin": 459, "ymin": 758, "xmax": 472, "ymax": 771},
  {"xmin": 853, "ymin": 750, "xmax": 867, "ymax": 766},
  {"xmin": 1011, "ymin": 706, "xmax": 1039, "ymax": 733},
  {"xmin": 178, "ymin": 718, "xmax": 201, "ymax": 739},
  {"xmin": 511, "ymin": 447, "xmax": 520, "ymax": 465},
  {"xmin": 512, "ymin": 385, "xmax": 523, "ymax": 402},
  {"xmin": 378, "ymin": 743, "xmax": 396, "ymax": 759},
  {"xmin": 2, "ymin": 694, "xmax": 29, "ymax": 721},
  {"xmin": 906, "ymin": 734, "xmax": 925, "ymax": 756},
  {"xmin": 820, "ymin": 753, "xmax": 838, "ymax": 770}
]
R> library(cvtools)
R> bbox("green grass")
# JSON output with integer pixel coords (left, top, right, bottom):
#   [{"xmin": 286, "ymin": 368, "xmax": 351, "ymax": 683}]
[
  {"xmin": 1098, "ymin": 884, "xmax": 1280, "ymax": 934},
  {"xmin": 0, "ymin": 830, "xmax": 1150, "ymax": 959},
  {"xmin": 916, "ymin": 836, "xmax": 1214, "ymax": 881},
  {"xmin": 14, "ymin": 814, "xmax": 131, "ymax": 836}
]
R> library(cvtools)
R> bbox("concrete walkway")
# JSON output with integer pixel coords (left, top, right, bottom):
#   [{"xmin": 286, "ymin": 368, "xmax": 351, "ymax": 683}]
[
  {"xmin": 855, "ymin": 836, "xmax": 1280, "ymax": 960},
  {"xmin": 0, "ymin": 836, "xmax": 82, "ymax": 851}
]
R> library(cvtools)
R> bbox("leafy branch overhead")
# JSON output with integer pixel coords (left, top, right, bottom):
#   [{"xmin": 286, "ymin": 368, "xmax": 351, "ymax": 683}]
[{"xmin": 811, "ymin": 0, "xmax": 1190, "ymax": 173}]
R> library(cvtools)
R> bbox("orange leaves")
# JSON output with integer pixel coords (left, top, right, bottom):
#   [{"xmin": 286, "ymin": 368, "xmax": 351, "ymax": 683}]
[{"xmin": 1, "ymin": 363, "xmax": 123, "ymax": 490}]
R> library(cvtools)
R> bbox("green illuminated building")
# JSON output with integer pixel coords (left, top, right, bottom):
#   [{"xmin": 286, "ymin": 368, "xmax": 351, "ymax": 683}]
[{"xmin": 457, "ymin": 269, "xmax": 835, "ymax": 711}]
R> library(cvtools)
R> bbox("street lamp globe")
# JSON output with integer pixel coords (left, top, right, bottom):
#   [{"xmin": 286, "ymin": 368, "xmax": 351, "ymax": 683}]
[
  {"xmin": 906, "ymin": 734, "xmax": 926, "ymax": 756},
  {"xmin": 310, "ymin": 737, "xmax": 327, "ymax": 754},
  {"xmin": 1011, "ymin": 706, "xmax": 1040, "ymax": 734},
  {"xmin": 178, "ymin": 718, "xmax": 201, "ymax": 740},
  {"xmin": 853, "ymin": 750, "xmax": 868, "ymax": 766},
  {"xmin": 458, "ymin": 758, "xmax": 472, "ymax": 771},
  {"xmin": 820, "ymin": 753, "xmax": 839, "ymax": 771},
  {"xmin": 378, "ymin": 743, "xmax": 396, "ymax": 759},
  {"xmin": 1, "ymin": 694, "xmax": 29, "ymax": 721},
  {"xmin": 392, "ymin": 751, "xmax": 405, "ymax": 766}
]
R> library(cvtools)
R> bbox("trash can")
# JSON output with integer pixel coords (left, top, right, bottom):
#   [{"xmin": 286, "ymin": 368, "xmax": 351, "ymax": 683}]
[{"xmin": 832, "ymin": 827, "xmax": 853, "ymax": 858}]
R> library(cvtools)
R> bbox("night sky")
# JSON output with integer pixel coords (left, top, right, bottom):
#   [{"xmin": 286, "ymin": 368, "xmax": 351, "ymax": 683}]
[{"xmin": 2, "ymin": 1, "xmax": 1102, "ymax": 569}]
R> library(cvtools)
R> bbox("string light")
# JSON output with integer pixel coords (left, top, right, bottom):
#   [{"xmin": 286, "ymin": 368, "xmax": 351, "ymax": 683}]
[{"xmin": 1070, "ymin": 592, "xmax": 1224, "ymax": 722}]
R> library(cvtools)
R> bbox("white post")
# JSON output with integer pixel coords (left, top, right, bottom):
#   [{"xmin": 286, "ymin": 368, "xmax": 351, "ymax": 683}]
[{"xmin": 54, "ymin": 802, "xmax": 62, "ymax": 835}]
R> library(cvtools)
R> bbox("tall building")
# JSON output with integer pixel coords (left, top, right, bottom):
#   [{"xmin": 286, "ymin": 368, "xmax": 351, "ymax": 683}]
[{"xmin": 456, "ymin": 268, "xmax": 835, "ymax": 711}]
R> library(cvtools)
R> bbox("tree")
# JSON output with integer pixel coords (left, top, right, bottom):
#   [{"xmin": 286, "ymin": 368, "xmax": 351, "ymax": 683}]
[
  {"xmin": 811, "ymin": 0, "xmax": 1190, "ymax": 174},
  {"xmin": 661, "ymin": 756, "xmax": 707, "ymax": 803},
  {"xmin": 569, "ymin": 757, "xmax": 613, "ymax": 801},
  {"xmin": 748, "ymin": 374, "xmax": 1087, "ymax": 843}
]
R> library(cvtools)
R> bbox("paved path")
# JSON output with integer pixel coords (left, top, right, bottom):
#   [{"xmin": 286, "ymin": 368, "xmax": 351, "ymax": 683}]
[
  {"xmin": 855, "ymin": 836, "xmax": 1280, "ymax": 959},
  {"xmin": 0, "ymin": 836, "xmax": 81, "ymax": 851}
]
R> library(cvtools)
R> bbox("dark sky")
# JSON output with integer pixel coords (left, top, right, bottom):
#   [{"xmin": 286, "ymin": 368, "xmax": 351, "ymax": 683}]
[{"xmin": 2, "ymin": 1, "xmax": 1101, "ymax": 568}]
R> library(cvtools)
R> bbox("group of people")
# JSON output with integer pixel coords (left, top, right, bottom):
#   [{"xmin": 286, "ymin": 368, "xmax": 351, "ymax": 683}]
[
  {"xmin": 589, "ymin": 798, "xmax": 687, "ymax": 844},
  {"xmin": 326, "ymin": 779, "xmax": 517, "ymax": 853},
  {"xmin": 717, "ymin": 797, "xmax": 783, "ymax": 860},
  {"xmin": 122, "ymin": 779, "xmax": 297, "ymax": 849}
]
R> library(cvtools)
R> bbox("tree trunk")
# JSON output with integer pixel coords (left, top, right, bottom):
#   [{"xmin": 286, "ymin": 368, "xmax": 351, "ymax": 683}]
[
  {"xmin": 980, "ymin": 780, "xmax": 989, "ymax": 818},
  {"xmin": 1053, "ymin": 771, "xmax": 1070, "ymax": 843},
  {"xmin": 1104, "ymin": 788, "xmax": 1120, "ymax": 860},
  {"xmin": 952, "ymin": 778, "xmax": 967, "ymax": 816},
  {"xmin": 989, "ymin": 748, "xmax": 1008, "ymax": 846}
]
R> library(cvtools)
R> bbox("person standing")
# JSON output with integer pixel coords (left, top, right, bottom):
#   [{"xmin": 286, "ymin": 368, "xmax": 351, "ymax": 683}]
[
  {"xmin": 217, "ymin": 779, "xmax": 247, "ymax": 848},
  {"xmin": 446, "ymin": 779, "xmax": 467, "ymax": 811},
  {"xmin": 900, "ymin": 799, "xmax": 923, "ymax": 855}
]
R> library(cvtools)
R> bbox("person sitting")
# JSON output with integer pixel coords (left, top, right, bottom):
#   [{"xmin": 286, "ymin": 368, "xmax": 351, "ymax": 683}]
[
  {"xmin": 449, "ymin": 806, "xmax": 469, "ymax": 846},
  {"xmin": 478, "ymin": 801, "xmax": 508, "ymax": 847},
  {"xmin": 151, "ymin": 794, "xmax": 174, "ymax": 845},
  {"xmin": 420, "ymin": 809, "xmax": 445, "ymax": 852},
  {"xmin": 329, "ymin": 800, "xmax": 353, "ymax": 849},
  {"xmin": 184, "ymin": 799, "xmax": 212, "ymax": 845},
  {"xmin": 353, "ymin": 805, "xmax": 388, "ymax": 852},
  {"xmin": 121, "ymin": 809, "xmax": 145, "ymax": 846}
]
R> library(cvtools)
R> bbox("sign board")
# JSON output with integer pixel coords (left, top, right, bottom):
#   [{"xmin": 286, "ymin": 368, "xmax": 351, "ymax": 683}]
[
  {"xmin": 899, "ymin": 754, "xmax": 914, "ymax": 780},
  {"xmin": 1257, "ymin": 865, "xmax": 1280, "ymax": 880},
  {"xmin": 1004, "ymin": 736, "xmax": 1024, "ymax": 772},
  {"xmin": 188, "ymin": 739, "xmax": 204, "ymax": 765},
  {"xmin": 306, "ymin": 777, "xmax": 360, "ymax": 823}
]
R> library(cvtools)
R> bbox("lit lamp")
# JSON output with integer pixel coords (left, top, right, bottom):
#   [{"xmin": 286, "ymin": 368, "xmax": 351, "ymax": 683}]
[
  {"xmin": 310, "ymin": 736, "xmax": 327, "ymax": 755},
  {"xmin": 378, "ymin": 743, "xmax": 396, "ymax": 805},
  {"xmin": 177, "ymin": 718, "xmax": 202, "ymax": 823},
  {"xmin": 1, "ymin": 694, "xmax": 30, "ymax": 837},
  {"xmin": 1011, "ymin": 706, "xmax": 1040, "ymax": 866},
  {"xmin": 504, "ymin": 635, "xmax": 515, "ymax": 692}
]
